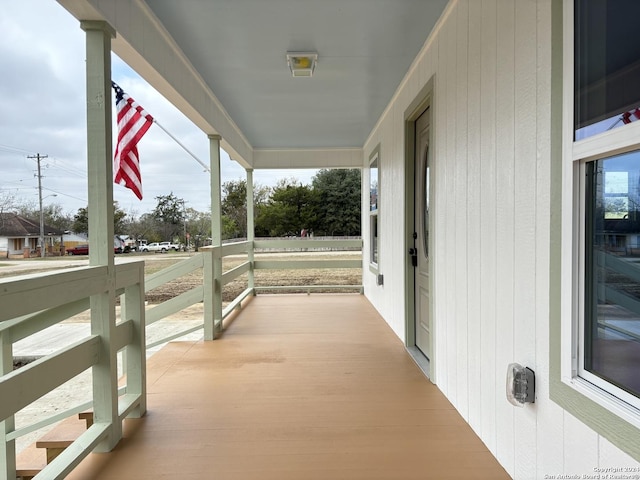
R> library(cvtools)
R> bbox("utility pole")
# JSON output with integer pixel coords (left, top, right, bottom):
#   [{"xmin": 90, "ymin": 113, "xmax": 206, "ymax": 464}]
[
  {"xmin": 182, "ymin": 199, "xmax": 189, "ymax": 250},
  {"xmin": 28, "ymin": 153, "xmax": 48, "ymax": 258}
]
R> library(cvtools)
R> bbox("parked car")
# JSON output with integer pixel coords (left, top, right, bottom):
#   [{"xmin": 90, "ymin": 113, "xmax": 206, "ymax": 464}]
[
  {"xmin": 140, "ymin": 242, "xmax": 168, "ymax": 253},
  {"xmin": 67, "ymin": 244, "xmax": 89, "ymax": 255},
  {"xmin": 67, "ymin": 244, "xmax": 125, "ymax": 255},
  {"xmin": 159, "ymin": 241, "xmax": 181, "ymax": 251}
]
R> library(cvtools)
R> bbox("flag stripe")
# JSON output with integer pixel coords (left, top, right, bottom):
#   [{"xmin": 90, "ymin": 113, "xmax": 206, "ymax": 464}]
[{"xmin": 112, "ymin": 82, "xmax": 153, "ymax": 200}]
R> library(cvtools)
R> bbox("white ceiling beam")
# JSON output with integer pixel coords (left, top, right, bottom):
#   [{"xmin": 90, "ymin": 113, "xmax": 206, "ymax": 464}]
[{"xmin": 252, "ymin": 148, "xmax": 363, "ymax": 170}]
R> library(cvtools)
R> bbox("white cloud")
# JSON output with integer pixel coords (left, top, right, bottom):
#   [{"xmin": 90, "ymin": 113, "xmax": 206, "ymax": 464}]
[{"xmin": 0, "ymin": 0, "xmax": 320, "ymax": 219}]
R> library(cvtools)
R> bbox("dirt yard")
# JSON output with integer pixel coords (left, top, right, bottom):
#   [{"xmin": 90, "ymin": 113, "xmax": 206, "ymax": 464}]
[
  {"xmin": 146, "ymin": 251, "xmax": 362, "ymax": 304},
  {"xmin": 0, "ymin": 250, "xmax": 363, "ymax": 305}
]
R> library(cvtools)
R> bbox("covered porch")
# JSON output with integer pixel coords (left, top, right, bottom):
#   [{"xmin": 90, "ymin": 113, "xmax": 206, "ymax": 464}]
[
  {"xmin": 14, "ymin": 0, "xmax": 637, "ymax": 477},
  {"xmin": 66, "ymin": 294, "xmax": 508, "ymax": 480},
  {"xmin": 1, "ymin": 245, "xmax": 504, "ymax": 478}
]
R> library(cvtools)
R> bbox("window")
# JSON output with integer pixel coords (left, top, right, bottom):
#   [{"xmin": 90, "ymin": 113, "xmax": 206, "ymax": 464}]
[
  {"xmin": 422, "ymin": 146, "xmax": 430, "ymax": 258},
  {"xmin": 561, "ymin": 0, "xmax": 640, "ymax": 423},
  {"xmin": 369, "ymin": 146, "xmax": 380, "ymax": 269},
  {"xmin": 584, "ymin": 154, "xmax": 640, "ymax": 406},
  {"xmin": 574, "ymin": 1, "xmax": 640, "ymax": 140}
]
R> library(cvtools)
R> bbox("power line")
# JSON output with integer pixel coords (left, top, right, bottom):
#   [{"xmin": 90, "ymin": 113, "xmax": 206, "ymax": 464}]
[
  {"xmin": 46, "ymin": 164, "xmax": 86, "ymax": 179},
  {"xmin": 0, "ymin": 143, "xmax": 35, "ymax": 155},
  {"xmin": 46, "ymin": 157, "xmax": 87, "ymax": 178},
  {"xmin": 42, "ymin": 187, "xmax": 86, "ymax": 204}
]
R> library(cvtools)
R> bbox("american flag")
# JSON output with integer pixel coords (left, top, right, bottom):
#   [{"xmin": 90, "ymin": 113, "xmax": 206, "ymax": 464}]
[
  {"xmin": 112, "ymin": 82, "xmax": 154, "ymax": 200},
  {"xmin": 621, "ymin": 108, "xmax": 640, "ymax": 125}
]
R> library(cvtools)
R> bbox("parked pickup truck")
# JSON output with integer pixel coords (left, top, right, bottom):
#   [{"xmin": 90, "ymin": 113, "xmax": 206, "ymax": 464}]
[
  {"xmin": 159, "ymin": 241, "xmax": 181, "ymax": 251},
  {"xmin": 140, "ymin": 242, "xmax": 167, "ymax": 253},
  {"xmin": 140, "ymin": 241, "xmax": 180, "ymax": 253}
]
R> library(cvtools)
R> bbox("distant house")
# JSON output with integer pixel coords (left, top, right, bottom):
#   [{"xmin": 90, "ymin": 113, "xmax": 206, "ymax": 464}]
[
  {"xmin": 61, "ymin": 232, "xmax": 89, "ymax": 251},
  {"xmin": 602, "ymin": 217, "xmax": 640, "ymax": 255},
  {"xmin": 0, "ymin": 213, "xmax": 64, "ymax": 258}
]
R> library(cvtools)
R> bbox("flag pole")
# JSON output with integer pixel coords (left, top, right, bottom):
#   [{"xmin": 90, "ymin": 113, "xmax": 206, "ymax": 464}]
[{"xmin": 153, "ymin": 119, "xmax": 211, "ymax": 173}]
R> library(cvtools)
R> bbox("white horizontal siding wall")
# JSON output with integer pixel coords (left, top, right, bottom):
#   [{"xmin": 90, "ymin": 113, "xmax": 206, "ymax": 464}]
[{"xmin": 363, "ymin": 0, "xmax": 640, "ymax": 477}]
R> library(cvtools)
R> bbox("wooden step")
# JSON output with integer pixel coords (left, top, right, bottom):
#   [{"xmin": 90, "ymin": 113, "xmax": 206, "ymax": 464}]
[
  {"xmin": 16, "ymin": 412, "xmax": 93, "ymax": 478},
  {"xmin": 78, "ymin": 411, "xmax": 94, "ymax": 428},
  {"xmin": 16, "ymin": 441, "xmax": 47, "ymax": 480},
  {"xmin": 35, "ymin": 416, "xmax": 88, "ymax": 463}
]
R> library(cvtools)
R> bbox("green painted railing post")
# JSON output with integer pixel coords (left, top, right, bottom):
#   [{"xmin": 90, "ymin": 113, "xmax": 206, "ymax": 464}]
[
  {"xmin": 246, "ymin": 168, "xmax": 255, "ymax": 292},
  {"xmin": 123, "ymin": 262, "xmax": 146, "ymax": 417},
  {"xmin": 213, "ymin": 248, "xmax": 223, "ymax": 335},
  {"xmin": 203, "ymin": 249, "xmax": 215, "ymax": 339},
  {"xmin": 208, "ymin": 134, "xmax": 223, "ymax": 339},
  {"xmin": 81, "ymin": 19, "xmax": 120, "ymax": 452},
  {"xmin": 0, "ymin": 332, "xmax": 16, "ymax": 480}
]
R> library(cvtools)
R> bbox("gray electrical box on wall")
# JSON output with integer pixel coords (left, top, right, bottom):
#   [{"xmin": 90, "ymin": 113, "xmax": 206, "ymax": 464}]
[
  {"xmin": 506, "ymin": 363, "xmax": 535, "ymax": 406},
  {"xmin": 377, "ymin": 274, "xmax": 384, "ymax": 286}
]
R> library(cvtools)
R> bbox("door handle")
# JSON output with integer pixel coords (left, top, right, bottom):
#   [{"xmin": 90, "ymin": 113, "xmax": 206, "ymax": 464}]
[{"xmin": 408, "ymin": 247, "xmax": 418, "ymax": 267}]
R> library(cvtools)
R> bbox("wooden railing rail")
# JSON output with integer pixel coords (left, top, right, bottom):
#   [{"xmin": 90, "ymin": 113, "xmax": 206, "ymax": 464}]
[{"xmin": 253, "ymin": 238, "xmax": 363, "ymax": 250}]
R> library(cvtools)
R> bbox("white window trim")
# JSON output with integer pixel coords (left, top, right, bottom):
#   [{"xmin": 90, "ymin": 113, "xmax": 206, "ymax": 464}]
[{"xmin": 561, "ymin": 0, "xmax": 640, "ymax": 428}]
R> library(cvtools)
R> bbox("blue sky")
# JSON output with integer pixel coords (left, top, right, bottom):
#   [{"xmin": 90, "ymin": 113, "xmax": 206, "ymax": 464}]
[{"xmin": 0, "ymin": 0, "xmax": 318, "ymax": 217}]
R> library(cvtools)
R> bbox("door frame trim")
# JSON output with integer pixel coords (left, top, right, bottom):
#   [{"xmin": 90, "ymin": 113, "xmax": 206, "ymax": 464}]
[{"xmin": 403, "ymin": 76, "xmax": 435, "ymax": 382}]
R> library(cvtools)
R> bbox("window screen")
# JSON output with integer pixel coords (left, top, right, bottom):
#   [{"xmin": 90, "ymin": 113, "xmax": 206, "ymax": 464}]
[{"xmin": 575, "ymin": 1, "xmax": 640, "ymax": 140}]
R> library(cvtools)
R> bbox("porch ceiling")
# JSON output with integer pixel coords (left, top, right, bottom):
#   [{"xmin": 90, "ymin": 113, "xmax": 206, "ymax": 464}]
[{"xmin": 56, "ymin": 0, "xmax": 448, "ymax": 165}]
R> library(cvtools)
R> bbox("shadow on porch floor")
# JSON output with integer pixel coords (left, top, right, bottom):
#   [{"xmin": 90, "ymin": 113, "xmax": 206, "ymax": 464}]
[{"xmin": 67, "ymin": 294, "xmax": 509, "ymax": 480}]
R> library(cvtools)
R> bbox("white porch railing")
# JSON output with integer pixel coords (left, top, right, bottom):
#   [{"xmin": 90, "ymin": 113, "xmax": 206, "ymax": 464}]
[
  {"xmin": 252, "ymin": 238, "xmax": 364, "ymax": 293},
  {"xmin": 0, "ymin": 262, "xmax": 146, "ymax": 480},
  {"xmin": 0, "ymin": 238, "xmax": 362, "ymax": 479}
]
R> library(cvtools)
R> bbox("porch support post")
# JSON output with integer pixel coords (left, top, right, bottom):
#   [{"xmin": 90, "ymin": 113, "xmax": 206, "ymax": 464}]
[
  {"xmin": 0, "ymin": 333, "xmax": 16, "ymax": 480},
  {"xmin": 81, "ymin": 20, "xmax": 121, "ymax": 451},
  {"xmin": 206, "ymin": 134, "xmax": 223, "ymax": 340},
  {"xmin": 246, "ymin": 168, "xmax": 255, "ymax": 291}
]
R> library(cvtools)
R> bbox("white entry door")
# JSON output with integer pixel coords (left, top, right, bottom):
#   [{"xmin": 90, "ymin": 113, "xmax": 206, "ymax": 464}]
[{"xmin": 413, "ymin": 107, "xmax": 431, "ymax": 359}]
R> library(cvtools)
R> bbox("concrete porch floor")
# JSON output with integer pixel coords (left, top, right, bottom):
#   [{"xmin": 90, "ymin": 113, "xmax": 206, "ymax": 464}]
[{"xmin": 67, "ymin": 294, "xmax": 509, "ymax": 479}]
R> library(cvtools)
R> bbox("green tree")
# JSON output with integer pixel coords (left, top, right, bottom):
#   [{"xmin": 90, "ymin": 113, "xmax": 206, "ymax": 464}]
[
  {"xmin": 71, "ymin": 202, "xmax": 128, "ymax": 235},
  {"xmin": 221, "ymin": 215, "xmax": 239, "ymax": 240},
  {"xmin": 221, "ymin": 179, "xmax": 270, "ymax": 239},
  {"xmin": 72, "ymin": 207, "xmax": 89, "ymax": 234},
  {"xmin": 221, "ymin": 180, "xmax": 248, "ymax": 239},
  {"xmin": 129, "ymin": 213, "xmax": 161, "ymax": 243},
  {"xmin": 255, "ymin": 178, "xmax": 317, "ymax": 237},
  {"xmin": 113, "ymin": 201, "xmax": 127, "ymax": 234},
  {"xmin": 152, "ymin": 192, "xmax": 185, "ymax": 241},
  {"xmin": 186, "ymin": 209, "xmax": 211, "ymax": 250},
  {"xmin": 311, "ymin": 169, "xmax": 361, "ymax": 236}
]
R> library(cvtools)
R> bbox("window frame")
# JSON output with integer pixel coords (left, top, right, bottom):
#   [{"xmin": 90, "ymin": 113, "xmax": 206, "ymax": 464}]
[
  {"xmin": 578, "ymin": 155, "xmax": 640, "ymax": 411},
  {"xmin": 555, "ymin": 0, "xmax": 640, "ymax": 440},
  {"xmin": 369, "ymin": 145, "xmax": 380, "ymax": 274}
]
